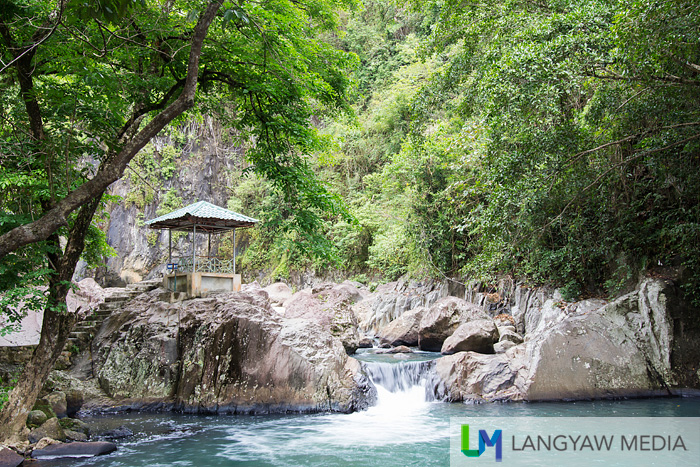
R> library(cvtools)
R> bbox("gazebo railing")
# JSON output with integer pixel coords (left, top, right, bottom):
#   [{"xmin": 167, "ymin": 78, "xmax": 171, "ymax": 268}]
[{"xmin": 177, "ymin": 256, "xmax": 235, "ymax": 274}]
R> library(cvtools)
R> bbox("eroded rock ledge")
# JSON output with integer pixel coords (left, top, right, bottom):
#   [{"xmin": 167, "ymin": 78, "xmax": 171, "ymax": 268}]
[{"xmin": 78, "ymin": 285, "xmax": 375, "ymax": 414}]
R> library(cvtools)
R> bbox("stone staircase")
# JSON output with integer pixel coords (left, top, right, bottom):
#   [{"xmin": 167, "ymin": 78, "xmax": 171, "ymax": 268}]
[{"xmin": 60, "ymin": 279, "xmax": 162, "ymax": 364}]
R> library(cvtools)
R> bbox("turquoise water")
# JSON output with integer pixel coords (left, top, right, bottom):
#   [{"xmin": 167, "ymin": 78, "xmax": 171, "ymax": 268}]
[{"xmin": 35, "ymin": 351, "xmax": 700, "ymax": 467}]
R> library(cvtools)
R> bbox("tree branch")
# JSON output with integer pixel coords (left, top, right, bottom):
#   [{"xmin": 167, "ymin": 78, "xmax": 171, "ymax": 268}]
[{"xmin": 0, "ymin": 0, "xmax": 224, "ymax": 260}]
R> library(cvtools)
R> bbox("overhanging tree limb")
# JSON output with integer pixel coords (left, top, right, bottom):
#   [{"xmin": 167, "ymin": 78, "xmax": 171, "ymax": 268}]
[{"xmin": 0, "ymin": 0, "xmax": 223, "ymax": 260}]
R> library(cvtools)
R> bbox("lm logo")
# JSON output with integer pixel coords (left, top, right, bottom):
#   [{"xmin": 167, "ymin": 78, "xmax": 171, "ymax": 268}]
[{"xmin": 461, "ymin": 425, "xmax": 503, "ymax": 462}]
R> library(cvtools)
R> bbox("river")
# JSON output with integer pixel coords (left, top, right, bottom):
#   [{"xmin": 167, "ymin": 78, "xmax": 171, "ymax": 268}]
[{"xmin": 34, "ymin": 350, "xmax": 700, "ymax": 466}]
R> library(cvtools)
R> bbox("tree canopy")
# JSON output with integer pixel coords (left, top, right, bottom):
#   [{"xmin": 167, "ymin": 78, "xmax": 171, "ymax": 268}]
[{"xmin": 0, "ymin": 0, "xmax": 358, "ymax": 304}]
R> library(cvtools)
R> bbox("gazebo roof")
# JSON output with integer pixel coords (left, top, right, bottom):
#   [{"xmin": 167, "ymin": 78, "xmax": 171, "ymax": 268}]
[{"xmin": 144, "ymin": 201, "xmax": 259, "ymax": 233}]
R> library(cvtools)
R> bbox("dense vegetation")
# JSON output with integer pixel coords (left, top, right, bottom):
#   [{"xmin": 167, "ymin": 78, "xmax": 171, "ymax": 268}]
[{"xmin": 233, "ymin": 0, "xmax": 699, "ymax": 305}]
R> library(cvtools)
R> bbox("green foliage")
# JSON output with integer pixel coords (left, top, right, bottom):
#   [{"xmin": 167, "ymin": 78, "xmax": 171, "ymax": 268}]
[
  {"xmin": 156, "ymin": 189, "xmax": 184, "ymax": 217},
  {"xmin": 0, "ymin": 376, "xmax": 17, "ymax": 411}
]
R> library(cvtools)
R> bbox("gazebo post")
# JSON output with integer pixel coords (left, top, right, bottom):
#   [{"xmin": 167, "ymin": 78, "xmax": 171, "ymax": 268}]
[
  {"xmin": 233, "ymin": 228, "xmax": 236, "ymax": 276},
  {"xmin": 208, "ymin": 232, "xmax": 211, "ymax": 257},
  {"xmin": 168, "ymin": 228, "xmax": 172, "ymax": 264},
  {"xmin": 192, "ymin": 224, "xmax": 197, "ymax": 274}
]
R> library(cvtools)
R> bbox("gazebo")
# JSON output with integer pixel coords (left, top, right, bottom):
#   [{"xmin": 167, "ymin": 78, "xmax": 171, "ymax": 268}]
[{"xmin": 145, "ymin": 201, "xmax": 258, "ymax": 297}]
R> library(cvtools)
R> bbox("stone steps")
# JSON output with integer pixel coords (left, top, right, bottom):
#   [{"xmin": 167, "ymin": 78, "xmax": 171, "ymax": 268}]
[{"xmin": 61, "ymin": 278, "xmax": 162, "ymax": 364}]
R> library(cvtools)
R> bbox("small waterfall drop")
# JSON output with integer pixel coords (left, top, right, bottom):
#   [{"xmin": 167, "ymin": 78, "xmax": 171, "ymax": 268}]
[{"xmin": 362, "ymin": 357, "xmax": 444, "ymax": 405}]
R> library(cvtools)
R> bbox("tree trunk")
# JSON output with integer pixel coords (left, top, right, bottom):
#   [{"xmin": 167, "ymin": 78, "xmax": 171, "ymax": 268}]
[{"xmin": 0, "ymin": 197, "xmax": 100, "ymax": 443}]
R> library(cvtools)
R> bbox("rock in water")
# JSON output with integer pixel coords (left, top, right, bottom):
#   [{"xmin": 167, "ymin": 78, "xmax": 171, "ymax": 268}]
[
  {"xmin": 440, "ymin": 320, "xmax": 499, "ymax": 355},
  {"xmin": 284, "ymin": 283, "xmax": 363, "ymax": 353},
  {"xmin": 377, "ymin": 306, "xmax": 425, "ymax": 347},
  {"xmin": 418, "ymin": 297, "xmax": 490, "ymax": 351},
  {"xmin": 436, "ymin": 351, "xmax": 524, "ymax": 402},
  {"xmin": 31, "ymin": 441, "xmax": 117, "ymax": 459},
  {"xmin": 0, "ymin": 447, "xmax": 23, "ymax": 467},
  {"xmin": 374, "ymin": 345, "xmax": 413, "ymax": 354},
  {"xmin": 97, "ymin": 426, "xmax": 133, "ymax": 440},
  {"xmin": 93, "ymin": 288, "xmax": 375, "ymax": 414}
]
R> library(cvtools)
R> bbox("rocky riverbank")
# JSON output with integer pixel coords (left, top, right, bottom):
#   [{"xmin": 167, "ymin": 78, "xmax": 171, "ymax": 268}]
[{"xmin": 2, "ymin": 273, "xmax": 698, "ymax": 461}]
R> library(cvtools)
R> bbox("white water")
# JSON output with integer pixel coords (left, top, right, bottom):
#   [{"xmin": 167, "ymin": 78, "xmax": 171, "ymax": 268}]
[
  {"xmin": 217, "ymin": 356, "xmax": 448, "ymax": 461},
  {"xmin": 52, "ymin": 351, "xmax": 700, "ymax": 467}
]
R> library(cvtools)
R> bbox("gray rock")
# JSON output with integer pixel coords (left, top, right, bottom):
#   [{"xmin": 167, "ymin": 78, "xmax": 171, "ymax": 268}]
[
  {"xmin": 98, "ymin": 426, "xmax": 133, "ymax": 440},
  {"xmin": 440, "ymin": 319, "xmax": 499, "ymax": 355},
  {"xmin": 374, "ymin": 345, "xmax": 413, "ymax": 354},
  {"xmin": 46, "ymin": 391, "xmax": 67, "ymax": 418},
  {"xmin": 59, "ymin": 418, "xmax": 90, "ymax": 436},
  {"xmin": 499, "ymin": 329, "xmax": 523, "ymax": 345},
  {"xmin": 27, "ymin": 409, "xmax": 48, "ymax": 427},
  {"xmin": 65, "ymin": 429, "xmax": 88, "ymax": 442},
  {"xmin": 436, "ymin": 278, "xmax": 698, "ymax": 402},
  {"xmin": 93, "ymin": 289, "xmax": 376, "ymax": 414},
  {"xmin": 418, "ymin": 297, "xmax": 490, "ymax": 351},
  {"xmin": 377, "ymin": 306, "xmax": 425, "ymax": 347},
  {"xmin": 523, "ymin": 278, "xmax": 689, "ymax": 400},
  {"xmin": 263, "ymin": 282, "xmax": 293, "ymax": 306},
  {"xmin": 284, "ymin": 283, "xmax": 363, "ymax": 354},
  {"xmin": 31, "ymin": 441, "xmax": 117, "ymax": 459},
  {"xmin": 436, "ymin": 351, "xmax": 525, "ymax": 401},
  {"xmin": 357, "ymin": 337, "xmax": 374, "ymax": 348},
  {"xmin": 493, "ymin": 340, "xmax": 516, "ymax": 353},
  {"xmin": 0, "ymin": 447, "xmax": 23, "ymax": 467},
  {"xmin": 496, "ymin": 325, "xmax": 516, "ymax": 335},
  {"xmin": 28, "ymin": 417, "xmax": 65, "ymax": 444}
]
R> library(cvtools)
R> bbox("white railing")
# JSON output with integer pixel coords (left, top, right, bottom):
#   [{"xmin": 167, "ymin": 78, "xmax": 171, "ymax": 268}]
[{"xmin": 177, "ymin": 256, "xmax": 235, "ymax": 274}]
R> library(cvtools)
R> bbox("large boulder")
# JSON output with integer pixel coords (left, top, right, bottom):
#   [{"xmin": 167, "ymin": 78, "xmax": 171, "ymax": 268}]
[
  {"xmin": 376, "ymin": 306, "xmax": 425, "ymax": 347},
  {"xmin": 440, "ymin": 319, "xmax": 499, "ymax": 355},
  {"xmin": 93, "ymin": 288, "xmax": 376, "ymax": 414},
  {"xmin": 284, "ymin": 283, "xmax": 363, "ymax": 353},
  {"xmin": 66, "ymin": 278, "xmax": 106, "ymax": 319},
  {"xmin": 436, "ymin": 350, "xmax": 526, "ymax": 402},
  {"xmin": 418, "ymin": 297, "xmax": 490, "ymax": 351},
  {"xmin": 522, "ymin": 279, "xmax": 690, "ymax": 400}
]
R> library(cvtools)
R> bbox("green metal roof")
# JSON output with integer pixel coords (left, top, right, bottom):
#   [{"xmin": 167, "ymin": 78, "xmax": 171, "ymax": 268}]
[{"xmin": 145, "ymin": 201, "xmax": 259, "ymax": 232}]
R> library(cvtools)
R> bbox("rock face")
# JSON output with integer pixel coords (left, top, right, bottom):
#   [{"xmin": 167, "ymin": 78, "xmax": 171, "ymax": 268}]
[
  {"xmin": 418, "ymin": 297, "xmax": 490, "ymax": 351},
  {"xmin": 284, "ymin": 282, "xmax": 364, "ymax": 353},
  {"xmin": 435, "ymin": 278, "xmax": 700, "ymax": 401},
  {"xmin": 356, "ymin": 280, "xmax": 447, "ymax": 333},
  {"xmin": 376, "ymin": 306, "xmax": 425, "ymax": 347},
  {"xmin": 440, "ymin": 320, "xmax": 499, "ymax": 355},
  {"xmin": 92, "ymin": 287, "xmax": 375, "ymax": 414}
]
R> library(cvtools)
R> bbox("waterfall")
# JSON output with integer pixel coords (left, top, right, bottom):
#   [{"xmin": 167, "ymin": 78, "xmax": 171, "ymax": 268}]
[{"xmin": 362, "ymin": 359, "xmax": 443, "ymax": 403}]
